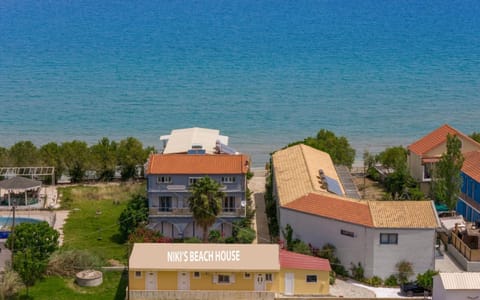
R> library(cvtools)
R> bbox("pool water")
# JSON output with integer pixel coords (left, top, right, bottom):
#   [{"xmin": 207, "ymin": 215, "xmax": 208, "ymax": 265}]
[{"xmin": 0, "ymin": 217, "xmax": 42, "ymax": 238}]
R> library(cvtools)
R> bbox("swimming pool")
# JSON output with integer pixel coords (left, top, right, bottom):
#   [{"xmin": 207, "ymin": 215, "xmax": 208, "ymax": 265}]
[{"xmin": 0, "ymin": 217, "xmax": 42, "ymax": 238}]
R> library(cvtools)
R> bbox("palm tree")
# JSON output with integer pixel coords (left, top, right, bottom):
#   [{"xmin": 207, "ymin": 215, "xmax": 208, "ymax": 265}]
[{"xmin": 188, "ymin": 176, "xmax": 225, "ymax": 242}]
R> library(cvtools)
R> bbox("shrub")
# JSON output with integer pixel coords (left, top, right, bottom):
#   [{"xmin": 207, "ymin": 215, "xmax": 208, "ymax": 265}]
[
  {"xmin": 235, "ymin": 227, "xmax": 256, "ymax": 244},
  {"xmin": 292, "ymin": 240, "xmax": 312, "ymax": 255},
  {"xmin": 384, "ymin": 274, "xmax": 398, "ymax": 287},
  {"xmin": 416, "ymin": 269, "xmax": 439, "ymax": 290},
  {"xmin": 0, "ymin": 268, "xmax": 23, "ymax": 299},
  {"xmin": 316, "ymin": 243, "xmax": 348, "ymax": 277},
  {"xmin": 396, "ymin": 260, "xmax": 414, "ymax": 284},
  {"xmin": 364, "ymin": 276, "xmax": 383, "ymax": 287},
  {"xmin": 183, "ymin": 237, "xmax": 202, "ymax": 243},
  {"xmin": 329, "ymin": 271, "xmax": 336, "ymax": 285},
  {"xmin": 47, "ymin": 249, "xmax": 102, "ymax": 277},
  {"xmin": 208, "ymin": 230, "xmax": 224, "ymax": 243},
  {"xmin": 350, "ymin": 262, "xmax": 365, "ymax": 281}
]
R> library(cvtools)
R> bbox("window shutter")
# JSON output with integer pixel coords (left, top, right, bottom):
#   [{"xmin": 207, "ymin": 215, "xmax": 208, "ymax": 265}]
[
  {"xmin": 231, "ymin": 273, "xmax": 236, "ymax": 283},
  {"xmin": 213, "ymin": 274, "xmax": 218, "ymax": 284}
]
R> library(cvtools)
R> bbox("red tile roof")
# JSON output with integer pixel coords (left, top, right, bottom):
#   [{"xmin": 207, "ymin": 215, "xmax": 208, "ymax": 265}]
[
  {"xmin": 408, "ymin": 124, "xmax": 477, "ymax": 156},
  {"xmin": 462, "ymin": 151, "xmax": 480, "ymax": 182},
  {"xmin": 279, "ymin": 249, "xmax": 331, "ymax": 271},
  {"xmin": 146, "ymin": 154, "xmax": 249, "ymax": 175},
  {"xmin": 284, "ymin": 193, "xmax": 373, "ymax": 227}
]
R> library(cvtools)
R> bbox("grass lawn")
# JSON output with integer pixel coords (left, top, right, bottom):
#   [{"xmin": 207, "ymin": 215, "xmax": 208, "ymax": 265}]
[
  {"xmin": 19, "ymin": 271, "xmax": 127, "ymax": 300},
  {"xmin": 17, "ymin": 183, "xmax": 144, "ymax": 299}
]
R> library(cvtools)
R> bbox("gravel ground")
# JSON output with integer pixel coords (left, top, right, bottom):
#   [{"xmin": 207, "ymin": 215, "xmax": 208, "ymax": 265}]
[{"xmin": 330, "ymin": 278, "xmax": 376, "ymax": 298}]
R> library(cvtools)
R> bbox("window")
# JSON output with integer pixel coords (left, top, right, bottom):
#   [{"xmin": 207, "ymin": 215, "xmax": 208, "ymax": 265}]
[
  {"xmin": 159, "ymin": 196, "xmax": 172, "ymax": 212},
  {"xmin": 244, "ymin": 273, "xmax": 251, "ymax": 279},
  {"xmin": 380, "ymin": 233, "xmax": 398, "ymax": 244},
  {"xmin": 193, "ymin": 271, "xmax": 201, "ymax": 279},
  {"xmin": 218, "ymin": 274, "xmax": 230, "ymax": 284},
  {"xmin": 135, "ymin": 271, "xmax": 142, "ymax": 278},
  {"xmin": 189, "ymin": 177, "xmax": 200, "ymax": 185},
  {"xmin": 157, "ymin": 176, "xmax": 172, "ymax": 183},
  {"xmin": 423, "ymin": 163, "xmax": 433, "ymax": 180},
  {"xmin": 221, "ymin": 176, "xmax": 236, "ymax": 183},
  {"xmin": 306, "ymin": 275, "xmax": 317, "ymax": 283},
  {"xmin": 265, "ymin": 273, "xmax": 273, "ymax": 282},
  {"xmin": 223, "ymin": 196, "xmax": 235, "ymax": 212},
  {"xmin": 341, "ymin": 229, "xmax": 355, "ymax": 238}
]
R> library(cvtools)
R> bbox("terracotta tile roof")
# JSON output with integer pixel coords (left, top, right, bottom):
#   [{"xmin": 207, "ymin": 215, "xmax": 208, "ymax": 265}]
[
  {"xmin": 368, "ymin": 201, "xmax": 440, "ymax": 228},
  {"xmin": 146, "ymin": 154, "xmax": 249, "ymax": 175},
  {"xmin": 284, "ymin": 193, "xmax": 373, "ymax": 227},
  {"xmin": 408, "ymin": 124, "xmax": 479, "ymax": 156},
  {"xmin": 462, "ymin": 151, "xmax": 480, "ymax": 182},
  {"xmin": 272, "ymin": 144, "xmax": 344, "ymax": 206},
  {"xmin": 284, "ymin": 193, "xmax": 439, "ymax": 229},
  {"xmin": 279, "ymin": 249, "xmax": 331, "ymax": 271}
]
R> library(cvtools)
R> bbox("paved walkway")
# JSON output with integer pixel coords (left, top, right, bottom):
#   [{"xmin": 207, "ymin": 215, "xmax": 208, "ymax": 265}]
[{"xmin": 248, "ymin": 168, "xmax": 271, "ymax": 244}]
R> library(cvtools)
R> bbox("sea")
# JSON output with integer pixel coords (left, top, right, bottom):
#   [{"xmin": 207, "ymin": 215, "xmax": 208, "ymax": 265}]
[{"xmin": 1, "ymin": 0, "xmax": 479, "ymax": 167}]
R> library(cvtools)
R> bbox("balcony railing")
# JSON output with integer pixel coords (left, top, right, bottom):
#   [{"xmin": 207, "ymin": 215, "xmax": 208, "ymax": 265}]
[
  {"xmin": 451, "ymin": 233, "xmax": 480, "ymax": 261},
  {"xmin": 149, "ymin": 207, "xmax": 246, "ymax": 217}
]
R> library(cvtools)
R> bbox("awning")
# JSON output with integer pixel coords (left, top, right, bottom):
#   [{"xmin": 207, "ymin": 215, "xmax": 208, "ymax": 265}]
[{"xmin": 422, "ymin": 157, "xmax": 440, "ymax": 164}]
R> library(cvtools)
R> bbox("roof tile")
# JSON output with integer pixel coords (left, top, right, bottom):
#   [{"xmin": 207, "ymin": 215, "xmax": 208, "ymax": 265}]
[
  {"xmin": 368, "ymin": 201, "xmax": 439, "ymax": 228},
  {"xmin": 462, "ymin": 151, "xmax": 480, "ymax": 182},
  {"xmin": 279, "ymin": 249, "xmax": 331, "ymax": 271},
  {"xmin": 146, "ymin": 154, "xmax": 249, "ymax": 175},
  {"xmin": 284, "ymin": 193, "xmax": 373, "ymax": 227},
  {"xmin": 408, "ymin": 124, "xmax": 479, "ymax": 156}
]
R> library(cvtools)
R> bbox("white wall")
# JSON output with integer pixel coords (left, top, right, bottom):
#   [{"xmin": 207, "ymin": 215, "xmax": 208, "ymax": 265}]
[
  {"xmin": 433, "ymin": 276, "xmax": 480, "ymax": 300},
  {"xmin": 372, "ymin": 228, "xmax": 436, "ymax": 279},
  {"xmin": 280, "ymin": 208, "xmax": 375, "ymax": 277},
  {"xmin": 280, "ymin": 208, "xmax": 436, "ymax": 279}
]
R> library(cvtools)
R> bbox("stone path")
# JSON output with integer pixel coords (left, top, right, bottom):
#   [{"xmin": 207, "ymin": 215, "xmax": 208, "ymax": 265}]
[{"xmin": 248, "ymin": 168, "xmax": 271, "ymax": 244}]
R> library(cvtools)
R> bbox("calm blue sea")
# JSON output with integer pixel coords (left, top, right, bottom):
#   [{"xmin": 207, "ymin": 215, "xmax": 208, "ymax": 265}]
[{"xmin": 1, "ymin": 0, "xmax": 479, "ymax": 166}]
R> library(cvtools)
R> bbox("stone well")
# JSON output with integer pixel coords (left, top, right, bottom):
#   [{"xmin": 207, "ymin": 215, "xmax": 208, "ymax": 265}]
[{"xmin": 75, "ymin": 270, "xmax": 103, "ymax": 287}]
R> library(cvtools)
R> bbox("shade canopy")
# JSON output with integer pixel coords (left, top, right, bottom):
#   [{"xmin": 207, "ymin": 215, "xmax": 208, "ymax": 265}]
[{"xmin": 0, "ymin": 176, "xmax": 42, "ymax": 191}]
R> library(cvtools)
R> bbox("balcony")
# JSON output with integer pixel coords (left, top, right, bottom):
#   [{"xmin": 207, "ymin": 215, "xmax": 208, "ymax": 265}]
[
  {"xmin": 451, "ymin": 227, "xmax": 480, "ymax": 261},
  {"xmin": 149, "ymin": 207, "xmax": 246, "ymax": 217}
]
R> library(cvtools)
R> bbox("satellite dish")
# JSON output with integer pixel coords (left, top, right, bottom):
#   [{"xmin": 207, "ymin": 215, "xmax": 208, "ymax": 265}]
[{"xmin": 240, "ymin": 201, "xmax": 246, "ymax": 207}]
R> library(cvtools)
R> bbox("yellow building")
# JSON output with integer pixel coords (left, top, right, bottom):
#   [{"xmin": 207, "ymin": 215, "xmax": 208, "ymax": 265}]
[{"xmin": 128, "ymin": 243, "xmax": 331, "ymax": 300}]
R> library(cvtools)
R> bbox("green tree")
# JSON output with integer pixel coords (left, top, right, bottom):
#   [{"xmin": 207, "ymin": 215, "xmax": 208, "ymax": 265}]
[
  {"xmin": 396, "ymin": 260, "xmax": 414, "ymax": 284},
  {"xmin": 8, "ymin": 141, "xmax": 39, "ymax": 166},
  {"xmin": 39, "ymin": 142, "xmax": 64, "ymax": 183},
  {"xmin": 289, "ymin": 129, "xmax": 355, "ymax": 167},
  {"xmin": 61, "ymin": 140, "xmax": 91, "ymax": 183},
  {"xmin": 117, "ymin": 137, "xmax": 149, "ymax": 180},
  {"xmin": 376, "ymin": 146, "xmax": 407, "ymax": 171},
  {"xmin": 416, "ymin": 269, "xmax": 438, "ymax": 290},
  {"xmin": 5, "ymin": 222, "xmax": 59, "ymax": 294},
  {"xmin": 188, "ymin": 176, "xmax": 225, "ymax": 242},
  {"xmin": 91, "ymin": 137, "xmax": 118, "ymax": 181},
  {"xmin": 470, "ymin": 132, "xmax": 480, "ymax": 143},
  {"xmin": 118, "ymin": 193, "xmax": 149, "ymax": 241},
  {"xmin": 433, "ymin": 134, "xmax": 464, "ymax": 210},
  {"xmin": 0, "ymin": 146, "xmax": 11, "ymax": 167}
]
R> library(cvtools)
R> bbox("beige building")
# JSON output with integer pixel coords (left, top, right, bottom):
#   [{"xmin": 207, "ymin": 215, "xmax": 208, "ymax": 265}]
[
  {"xmin": 128, "ymin": 243, "xmax": 331, "ymax": 300},
  {"xmin": 272, "ymin": 144, "xmax": 440, "ymax": 278},
  {"xmin": 407, "ymin": 124, "xmax": 480, "ymax": 194}
]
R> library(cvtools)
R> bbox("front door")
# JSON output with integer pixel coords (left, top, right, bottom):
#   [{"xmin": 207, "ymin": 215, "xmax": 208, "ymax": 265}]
[
  {"xmin": 255, "ymin": 273, "xmax": 266, "ymax": 291},
  {"xmin": 145, "ymin": 272, "xmax": 158, "ymax": 290},
  {"xmin": 177, "ymin": 271, "xmax": 190, "ymax": 290},
  {"xmin": 284, "ymin": 272, "xmax": 294, "ymax": 295}
]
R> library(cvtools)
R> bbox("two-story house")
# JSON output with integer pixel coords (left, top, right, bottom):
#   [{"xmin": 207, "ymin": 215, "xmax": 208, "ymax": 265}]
[
  {"xmin": 407, "ymin": 124, "xmax": 480, "ymax": 194},
  {"xmin": 146, "ymin": 153, "xmax": 249, "ymax": 239},
  {"xmin": 272, "ymin": 144, "xmax": 440, "ymax": 278},
  {"xmin": 457, "ymin": 151, "xmax": 480, "ymax": 222}
]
